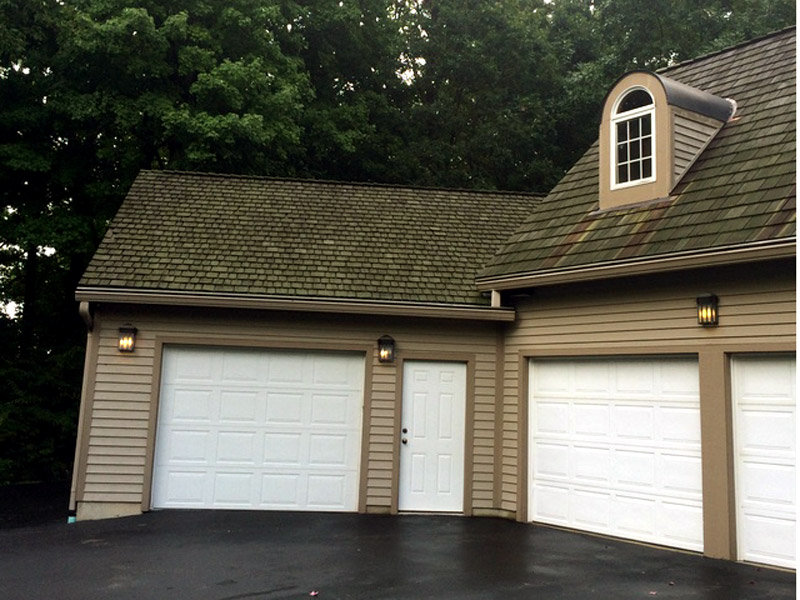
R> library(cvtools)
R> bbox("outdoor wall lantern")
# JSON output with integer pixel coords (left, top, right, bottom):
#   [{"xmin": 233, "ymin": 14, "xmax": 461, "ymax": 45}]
[
  {"xmin": 378, "ymin": 335, "xmax": 396, "ymax": 363},
  {"xmin": 696, "ymin": 294, "xmax": 719, "ymax": 327},
  {"xmin": 118, "ymin": 326, "xmax": 138, "ymax": 352}
]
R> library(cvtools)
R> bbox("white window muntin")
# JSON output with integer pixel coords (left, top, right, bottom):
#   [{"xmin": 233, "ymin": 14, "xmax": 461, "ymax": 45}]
[{"xmin": 610, "ymin": 87, "xmax": 656, "ymax": 190}]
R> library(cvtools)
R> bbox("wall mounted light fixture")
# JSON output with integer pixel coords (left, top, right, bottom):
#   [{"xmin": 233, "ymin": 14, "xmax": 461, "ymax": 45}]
[
  {"xmin": 118, "ymin": 326, "xmax": 138, "ymax": 352},
  {"xmin": 696, "ymin": 295, "xmax": 719, "ymax": 327},
  {"xmin": 378, "ymin": 335, "xmax": 395, "ymax": 363}
]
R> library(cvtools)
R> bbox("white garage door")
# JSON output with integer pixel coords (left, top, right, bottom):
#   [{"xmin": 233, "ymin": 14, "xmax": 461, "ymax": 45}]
[
  {"xmin": 529, "ymin": 357, "xmax": 703, "ymax": 551},
  {"xmin": 732, "ymin": 355, "xmax": 796, "ymax": 569},
  {"xmin": 152, "ymin": 346, "xmax": 364, "ymax": 511}
]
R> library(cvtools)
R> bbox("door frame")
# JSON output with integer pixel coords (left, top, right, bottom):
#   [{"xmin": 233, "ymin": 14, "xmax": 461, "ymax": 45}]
[
  {"xmin": 730, "ymin": 353, "xmax": 796, "ymax": 568},
  {"xmin": 143, "ymin": 337, "xmax": 372, "ymax": 513},
  {"xmin": 526, "ymin": 354, "xmax": 704, "ymax": 551},
  {"xmin": 391, "ymin": 353, "xmax": 475, "ymax": 515},
  {"xmin": 515, "ymin": 342, "xmax": 795, "ymax": 561}
]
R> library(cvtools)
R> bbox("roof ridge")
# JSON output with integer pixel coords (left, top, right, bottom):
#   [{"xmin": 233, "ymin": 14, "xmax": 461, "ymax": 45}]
[
  {"xmin": 142, "ymin": 169, "xmax": 547, "ymax": 199},
  {"xmin": 658, "ymin": 25, "xmax": 795, "ymax": 75}
]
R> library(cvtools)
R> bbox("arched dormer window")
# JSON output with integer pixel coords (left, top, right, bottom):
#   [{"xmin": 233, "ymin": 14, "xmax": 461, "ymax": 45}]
[
  {"xmin": 611, "ymin": 88, "xmax": 655, "ymax": 188},
  {"xmin": 598, "ymin": 71, "xmax": 734, "ymax": 211}
]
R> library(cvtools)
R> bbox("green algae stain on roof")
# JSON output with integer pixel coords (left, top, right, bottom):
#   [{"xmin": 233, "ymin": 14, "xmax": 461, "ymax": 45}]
[
  {"xmin": 480, "ymin": 28, "xmax": 796, "ymax": 282},
  {"xmin": 80, "ymin": 172, "xmax": 541, "ymax": 306}
]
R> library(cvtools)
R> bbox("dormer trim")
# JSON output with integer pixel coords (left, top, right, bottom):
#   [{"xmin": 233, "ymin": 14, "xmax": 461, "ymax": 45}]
[
  {"xmin": 610, "ymin": 86, "xmax": 657, "ymax": 190},
  {"xmin": 655, "ymin": 74, "xmax": 735, "ymax": 123},
  {"xmin": 599, "ymin": 71, "xmax": 735, "ymax": 211}
]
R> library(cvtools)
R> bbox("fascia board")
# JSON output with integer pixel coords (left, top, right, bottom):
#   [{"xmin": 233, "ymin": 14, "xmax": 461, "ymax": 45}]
[{"xmin": 75, "ymin": 288, "xmax": 517, "ymax": 322}]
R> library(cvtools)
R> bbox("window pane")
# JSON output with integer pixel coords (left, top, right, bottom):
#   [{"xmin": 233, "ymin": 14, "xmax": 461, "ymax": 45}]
[
  {"xmin": 630, "ymin": 162, "xmax": 641, "ymax": 180},
  {"xmin": 618, "ymin": 165, "xmax": 628, "ymax": 183},
  {"xmin": 630, "ymin": 119, "xmax": 640, "ymax": 138},
  {"xmin": 642, "ymin": 115, "xmax": 651, "ymax": 135},
  {"xmin": 642, "ymin": 159, "xmax": 652, "ymax": 178},
  {"xmin": 617, "ymin": 122, "xmax": 628, "ymax": 142},
  {"xmin": 642, "ymin": 136, "xmax": 652, "ymax": 157},
  {"xmin": 617, "ymin": 89, "xmax": 653, "ymax": 113},
  {"xmin": 618, "ymin": 143, "xmax": 628, "ymax": 162},
  {"xmin": 631, "ymin": 140, "xmax": 640, "ymax": 160}
]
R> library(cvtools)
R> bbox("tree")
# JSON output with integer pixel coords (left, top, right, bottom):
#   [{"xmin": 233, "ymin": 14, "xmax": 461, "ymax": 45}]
[
  {"xmin": 0, "ymin": 0, "xmax": 83, "ymax": 482},
  {"xmin": 396, "ymin": 0, "xmax": 565, "ymax": 191},
  {"xmin": 0, "ymin": 0, "xmax": 413, "ymax": 483},
  {"xmin": 0, "ymin": 0, "xmax": 794, "ymax": 483},
  {"xmin": 288, "ymin": 0, "xmax": 416, "ymax": 183}
]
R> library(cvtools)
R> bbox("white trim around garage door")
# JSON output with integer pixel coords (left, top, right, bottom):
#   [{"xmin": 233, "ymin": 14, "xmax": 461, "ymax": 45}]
[
  {"xmin": 528, "ymin": 356, "xmax": 703, "ymax": 551},
  {"xmin": 151, "ymin": 345, "xmax": 365, "ymax": 512},
  {"xmin": 732, "ymin": 354, "xmax": 796, "ymax": 569}
]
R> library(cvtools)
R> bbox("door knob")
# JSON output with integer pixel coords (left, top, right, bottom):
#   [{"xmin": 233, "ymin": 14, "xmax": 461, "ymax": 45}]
[{"xmin": 401, "ymin": 438, "xmax": 408, "ymax": 444}]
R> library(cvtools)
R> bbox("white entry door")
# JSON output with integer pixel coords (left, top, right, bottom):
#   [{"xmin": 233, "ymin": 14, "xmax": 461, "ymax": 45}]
[
  {"xmin": 529, "ymin": 357, "xmax": 703, "ymax": 551},
  {"xmin": 398, "ymin": 361, "xmax": 466, "ymax": 512},
  {"xmin": 732, "ymin": 355, "xmax": 796, "ymax": 569},
  {"xmin": 152, "ymin": 346, "xmax": 364, "ymax": 512}
]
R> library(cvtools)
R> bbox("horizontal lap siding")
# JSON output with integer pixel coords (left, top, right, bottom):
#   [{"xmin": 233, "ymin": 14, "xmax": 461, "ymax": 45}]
[
  {"xmin": 80, "ymin": 307, "xmax": 499, "ymax": 513},
  {"xmin": 500, "ymin": 262, "xmax": 795, "ymax": 514},
  {"xmin": 84, "ymin": 337, "xmax": 152, "ymax": 504},
  {"xmin": 673, "ymin": 110, "xmax": 721, "ymax": 182}
]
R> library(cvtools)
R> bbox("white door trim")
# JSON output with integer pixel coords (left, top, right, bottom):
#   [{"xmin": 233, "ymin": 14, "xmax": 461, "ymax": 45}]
[{"xmin": 398, "ymin": 360, "xmax": 467, "ymax": 513}]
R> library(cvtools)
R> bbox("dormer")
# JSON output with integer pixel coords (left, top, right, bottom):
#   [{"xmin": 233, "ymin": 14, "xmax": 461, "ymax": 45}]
[{"xmin": 599, "ymin": 71, "xmax": 736, "ymax": 211}]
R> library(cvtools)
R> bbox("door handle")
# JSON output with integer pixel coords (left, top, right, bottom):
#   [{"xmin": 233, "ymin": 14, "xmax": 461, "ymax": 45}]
[{"xmin": 401, "ymin": 438, "xmax": 408, "ymax": 444}]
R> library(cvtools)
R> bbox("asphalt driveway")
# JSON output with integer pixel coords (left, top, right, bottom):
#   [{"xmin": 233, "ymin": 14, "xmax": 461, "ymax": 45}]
[{"xmin": 0, "ymin": 510, "xmax": 795, "ymax": 600}]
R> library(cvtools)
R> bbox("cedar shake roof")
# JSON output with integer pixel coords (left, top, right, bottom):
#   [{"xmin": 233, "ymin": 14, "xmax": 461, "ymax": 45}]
[
  {"xmin": 80, "ymin": 171, "xmax": 541, "ymax": 306},
  {"xmin": 478, "ymin": 27, "xmax": 796, "ymax": 284}
]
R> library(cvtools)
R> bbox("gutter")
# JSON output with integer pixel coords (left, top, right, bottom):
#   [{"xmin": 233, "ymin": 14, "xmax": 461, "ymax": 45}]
[
  {"xmin": 74, "ymin": 287, "xmax": 516, "ymax": 322},
  {"xmin": 476, "ymin": 238, "xmax": 796, "ymax": 291}
]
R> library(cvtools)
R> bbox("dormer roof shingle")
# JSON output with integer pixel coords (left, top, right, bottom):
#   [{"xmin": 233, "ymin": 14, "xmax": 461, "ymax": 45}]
[{"xmin": 478, "ymin": 27, "xmax": 796, "ymax": 286}]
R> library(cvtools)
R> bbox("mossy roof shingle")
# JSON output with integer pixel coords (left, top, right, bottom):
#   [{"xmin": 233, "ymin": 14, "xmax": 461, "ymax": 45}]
[
  {"xmin": 479, "ymin": 28, "xmax": 796, "ymax": 282},
  {"xmin": 80, "ymin": 172, "xmax": 541, "ymax": 306}
]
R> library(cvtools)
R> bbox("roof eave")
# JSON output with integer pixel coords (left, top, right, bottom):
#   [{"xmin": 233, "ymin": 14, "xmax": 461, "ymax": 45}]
[
  {"xmin": 75, "ymin": 288, "xmax": 517, "ymax": 322},
  {"xmin": 477, "ymin": 238, "xmax": 796, "ymax": 291}
]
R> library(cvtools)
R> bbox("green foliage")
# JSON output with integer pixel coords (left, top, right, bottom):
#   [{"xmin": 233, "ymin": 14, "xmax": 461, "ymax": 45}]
[
  {"xmin": 397, "ymin": 0, "xmax": 564, "ymax": 190},
  {"xmin": 0, "ymin": 0, "xmax": 794, "ymax": 484}
]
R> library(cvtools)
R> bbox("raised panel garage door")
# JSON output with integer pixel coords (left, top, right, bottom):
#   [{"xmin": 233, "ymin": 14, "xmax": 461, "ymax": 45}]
[
  {"xmin": 152, "ymin": 346, "xmax": 364, "ymax": 511},
  {"xmin": 529, "ymin": 357, "xmax": 703, "ymax": 551},
  {"xmin": 733, "ymin": 355, "xmax": 796, "ymax": 569}
]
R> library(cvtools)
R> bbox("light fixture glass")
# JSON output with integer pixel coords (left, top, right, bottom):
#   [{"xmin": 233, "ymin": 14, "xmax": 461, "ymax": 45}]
[
  {"xmin": 696, "ymin": 295, "xmax": 719, "ymax": 327},
  {"xmin": 377, "ymin": 335, "xmax": 395, "ymax": 363},
  {"xmin": 118, "ymin": 326, "xmax": 137, "ymax": 352}
]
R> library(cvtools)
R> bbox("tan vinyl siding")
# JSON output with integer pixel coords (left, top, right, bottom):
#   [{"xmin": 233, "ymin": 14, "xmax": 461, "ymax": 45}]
[
  {"xmin": 77, "ymin": 306, "xmax": 500, "ymax": 515},
  {"xmin": 500, "ymin": 260, "xmax": 795, "ymax": 514},
  {"xmin": 673, "ymin": 109, "xmax": 723, "ymax": 183}
]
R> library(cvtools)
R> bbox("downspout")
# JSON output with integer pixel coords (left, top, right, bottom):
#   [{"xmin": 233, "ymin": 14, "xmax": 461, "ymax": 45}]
[
  {"xmin": 490, "ymin": 290, "xmax": 501, "ymax": 308},
  {"xmin": 78, "ymin": 301, "xmax": 93, "ymax": 331},
  {"xmin": 68, "ymin": 302, "xmax": 94, "ymax": 521}
]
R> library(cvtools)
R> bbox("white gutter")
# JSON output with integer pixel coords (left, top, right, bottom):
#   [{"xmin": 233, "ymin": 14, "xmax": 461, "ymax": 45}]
[
  {"xmin": 75, "ymin": 287, "xmax": 516, "ymax": 322},
  {"xmin": 476, "ymin": 238, "xmax": 795, "ymax": 291}
]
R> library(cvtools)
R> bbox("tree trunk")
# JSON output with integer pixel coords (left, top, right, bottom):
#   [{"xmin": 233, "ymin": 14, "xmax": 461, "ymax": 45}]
[{"xmin": 19, "ymin": 244, "xmax": 38, "ymax": 355}]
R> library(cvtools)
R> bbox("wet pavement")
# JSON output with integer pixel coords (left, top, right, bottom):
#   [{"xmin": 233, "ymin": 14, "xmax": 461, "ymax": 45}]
[{"xmin": 0, "ymin": 509, "xmax": 795, "ymax": 600}]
